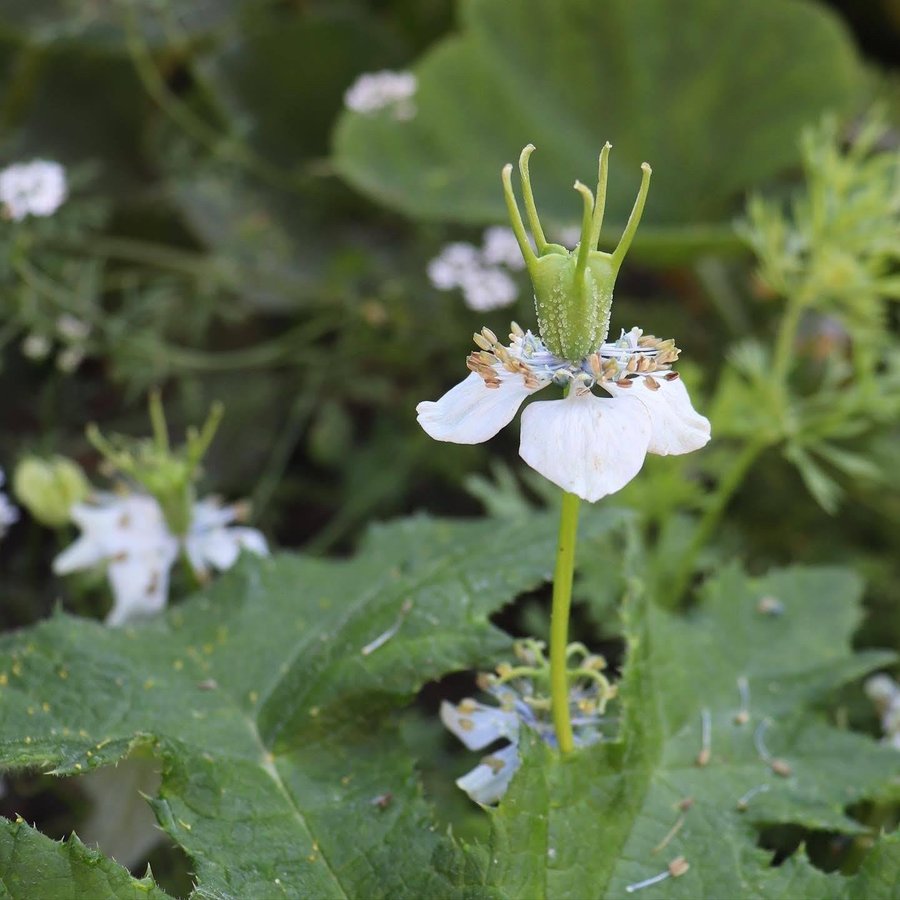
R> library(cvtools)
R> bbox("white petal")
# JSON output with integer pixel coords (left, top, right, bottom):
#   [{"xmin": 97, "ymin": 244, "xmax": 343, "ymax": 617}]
[
  {"xmin": 455, "ymin": 743, "xmax": 520, "ymax": 805},
  {"xmin": 440, "ymin": 699, "xmax": 520, "ymax": 751},
  {"xmin": 105, "ymin": 542, "xmax": 177, "ymax": 627},
  {"xmin": 605, "ymin": 375, "xmax": 710, "ymax": 455},
  {"xmin": 53, "ymin": 534, "xmax": 106, "ymax": 574},
  {"xmin": 416, "ymin": 371, "xmax": 544, "ymax": 444},
  {"xmin": 519, "ymin": 390, "xmax": 652, "ymax": 502}
]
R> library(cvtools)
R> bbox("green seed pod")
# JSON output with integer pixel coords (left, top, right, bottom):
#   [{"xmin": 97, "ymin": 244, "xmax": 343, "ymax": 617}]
[
  {"xmin": 502, "ymin": 144, "xmax": 651, "ymax": 360},
  {"xmin": 13, "ymin": 455, "xmax": 90, "ymax": 528}
]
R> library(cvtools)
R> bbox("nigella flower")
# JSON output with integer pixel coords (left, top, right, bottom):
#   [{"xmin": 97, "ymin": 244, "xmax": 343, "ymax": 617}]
[
  {"xmin": 53, "ymin": 491, "xmax": 268, "ymax": 626},
  {"xmin": 0, "ymin": 160, "xmax": 67, "ymax": 221},
  {"xmin": 0, "ymin": 469, "xmax": 20, "ymax": 540},
  {"xmin": 865, "ymin": 674, "xmax": 900, "ymax": 751},
  {"xmin": 344, "ymin": 70, "xmax": 417, "ymax": 120},
  {"xmin": 442, "ymin": 645, "xmax": 612, "ymax": 804},
  {"xmin": 417, "ymin": 145, "xmax": 710, "ymax": 501},
  {"xmin": 418, "ymin": 325, "xmax": 709, "ymax": 501}
]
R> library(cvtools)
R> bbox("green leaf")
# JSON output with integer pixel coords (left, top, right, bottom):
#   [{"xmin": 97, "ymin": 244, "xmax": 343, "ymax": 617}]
[
  {"xmin": 452, "ymin": 564, "xmax": 896, "ymax": 898},
  {"xmin": 0, "ymin": 818, "xmax": 171, "ymax": 899},
  {"xmin": 0, "ymin": 511, "xmax": 623, "ymax": 897},
  {"xmin": 332, "ymin": 0, "xmax": 863, "ymax": 258}
]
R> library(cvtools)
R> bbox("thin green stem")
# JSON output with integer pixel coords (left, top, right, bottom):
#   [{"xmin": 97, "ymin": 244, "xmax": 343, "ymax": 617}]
[
  {"xmin": 670, "ymin": 438, "xmax": 768, "ymax": 603},
  {"xmin": 772, "ymin": 295, "xmax": 805, "ymax": 389},
  {"xmin": 550, "ymin": 490, "xmax": 581, "ymax": 754}
]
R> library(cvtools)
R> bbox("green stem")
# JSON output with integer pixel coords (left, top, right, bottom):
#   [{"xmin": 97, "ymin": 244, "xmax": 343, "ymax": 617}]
[
  {"xmin": 670, "ymin": 438, "xmax": 767, "ymax": 603},
  {"xmin": 550, "ymin": 490, "xmax": 580, "ymax": 754}
]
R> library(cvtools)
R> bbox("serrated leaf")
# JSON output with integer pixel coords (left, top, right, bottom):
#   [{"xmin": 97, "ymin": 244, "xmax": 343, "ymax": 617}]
[
  {"xmin": 452, "ymin": 565, "xmax": 896, "ymax": 899},
  {"xmin": 0, "ymin": 818, "xmax": 171, "ymax": 899},
  {"xmin": 332, "ymin": 0, "xmax": 863, "ymax": 257},
  {"xmin": 0, "ymin": 511, "xmax": 623, "ymax": 897}
]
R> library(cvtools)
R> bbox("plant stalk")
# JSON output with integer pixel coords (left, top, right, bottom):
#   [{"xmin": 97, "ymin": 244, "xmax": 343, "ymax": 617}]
[{"xmin": 550, "ymin": 490, "xmax": 580, "ymax": 754}]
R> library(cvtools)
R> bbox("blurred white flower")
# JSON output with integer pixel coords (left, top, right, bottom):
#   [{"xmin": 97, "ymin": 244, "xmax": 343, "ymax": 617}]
[
  {"xmin": 0, "ymin": 160, "xmax": 67, "ymax": 221},
  {"xmin": 418, "ymin": 325, "xmax": 710, "ymax": 502},
  {"xmin": 0, "ymin": 469, "xmax": 20, "ymax": 540},
  {"xmin": 427, "ymin": 227, "xmax": 530, "ymax": 312},
  {"xmin": 53, "ymin": 491, "xmax": 268, "ymax": 626},
  {"xmin": 21, "ymin": 333, "xmax": 51, "ymax": 361},
  {"xmin": 481, "ymin": 226, "xmax": 526, "ymax": 271},
  {"xmin": 56, "ymin": 346, "xmax": 86, "ymax": 373},
  {"xmin": 344, "ymin": 70, "xmax": 417, "ymax": 120},
  {"xmin": 56, "ymin": 314, "xmax": 91, "ymax": 342},
  {"xmin": 865, "ymin": 674, "xmax": 900, "ymax": 751}
]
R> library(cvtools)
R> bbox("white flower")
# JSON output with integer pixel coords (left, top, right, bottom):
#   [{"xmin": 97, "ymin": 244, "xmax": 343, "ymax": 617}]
[
  {"xmin": 0, "ymin": 468, "xmax": 19, "ymax": 539},
  {"xmin": 865, "ymin": 674, "xmax": 900, "ymax": 751},
  {"xmin": 481, "ymin": 226, "xmax": 527, "ymax": 271},
  {"xmin": 21, "ymin": 333, "xmax": 51, "ymax": 361},
  {"xmin": 344, "ymin": 70, "xmax": 417, "ymax": 120},
  {"xmin": 53, "ymin": 492, "xmax": 268, "ymax": 626},
  {"xmin": 417, "ymin": 325, "xmax": 710, "ymax": 502},
  {"xmin": 53, "ymin": 493, "xmax": 178, "ymax": 627},
  {"xmin": 56, "ymin": 314, "xmax": 91, "ymax": 342},
  {"xmin": 0, "ymin": 160, "xmax": 67, "ymax": 221},
  {"xmin": 427, "ymin": 228, "xmax": 529, "ymax": 312}
]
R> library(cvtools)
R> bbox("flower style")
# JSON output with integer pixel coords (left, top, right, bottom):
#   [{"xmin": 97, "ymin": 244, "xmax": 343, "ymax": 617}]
[
  {"xmin": 0, "ymin": 160, "xmax": 67, "ymax": 221},
  {"xmin": 418, "ymin": 324, "xmax": 709, "ymax": 501},
  {"xmin": 344, "ymin": 70, "xmax": 417, "ymax": 120},
  {"xmin": 53, "ymin": 491, "xmax": 268, "ymax": 626},
  {"xmin": 417, "ymin": 145, "xmax": 710, "ymax": 501},
  {"xmin": 0, "ymin": 469, "xmax": 20, "ymax": 540},
  {"xmin": 441, "ymin": 642, "xmax": 612, "ymax": 804}
]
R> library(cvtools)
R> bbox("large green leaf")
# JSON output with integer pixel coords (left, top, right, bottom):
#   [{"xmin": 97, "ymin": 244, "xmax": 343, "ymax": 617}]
[
  {"xmin": 333, "ymin": 0, "xmax": 863, "ymax": 256},
  {"xmin": 0, "ymin": 818, "xmax": 172, "ymax": 899},
  {"xmin": 448, "ymin": 565, "xmax": 897, "ymax": 898},
  {"xmin": 0, "ymin": 510, "xmax": 622, "ymax": 897}
]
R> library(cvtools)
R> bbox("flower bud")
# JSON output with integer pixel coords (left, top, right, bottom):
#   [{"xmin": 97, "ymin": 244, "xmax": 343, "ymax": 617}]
[
  {"xmin": 502, "ymin": 144, "xmax": 651, "ymax": 360},
  {"xmin": 13, "ymin": 455, "xmax": 90, "ymax": 527}
]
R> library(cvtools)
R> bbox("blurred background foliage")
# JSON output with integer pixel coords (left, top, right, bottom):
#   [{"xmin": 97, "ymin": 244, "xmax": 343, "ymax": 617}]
[{"xmin": 0, "ymin": 0, "xmax": 898, "ymax": 887}]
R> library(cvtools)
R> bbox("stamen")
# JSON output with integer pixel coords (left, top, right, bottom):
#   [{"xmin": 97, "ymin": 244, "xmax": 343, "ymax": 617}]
[
  {"xmin": 360, "ymin": 599, "xmax": 413, "ymax": 656},
  {"xmin": 736, "ymin": 783, "xmax": 771, "ymax": 811},
  {"xmin": 625, "ymin": 857, "xmax": 690, "ymax": 893},
  {"xmin": 696, "ymin": 708, "xmax": 712, "ymax": 766},
  {"xmin": 754, "ymin": 718, "xmax": 792, "ymax": 776},
  {"xmin": 643, "ymin": 377, "xmax": 661, "ymax": 392},
  {"xmin": 734, "ymin": 676, "xmax": 751, "ymax": 725}
]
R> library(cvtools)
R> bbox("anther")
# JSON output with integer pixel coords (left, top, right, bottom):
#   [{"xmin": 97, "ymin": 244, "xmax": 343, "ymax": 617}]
[
  {"xmin": 510, "ymin": 321, "xmax": 525, "ymax": 338},
  {"xmin": 481, "ymin": 327, "xmax": 498, "ymax": 345},
  {"xmin": 643, "ymin": 377, "xmax": 661, "ymax": 391},
  {"xmin": 696, "ymin": 708, "xmax": 712, "ymax": 766},
  {"xmin": 473, "ymin": 333, "xmax": 493, "ymax": 351}
]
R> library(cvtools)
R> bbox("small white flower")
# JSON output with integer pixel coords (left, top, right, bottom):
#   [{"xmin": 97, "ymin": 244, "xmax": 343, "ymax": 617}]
[
  {"xmin": 0, "ymin": 468, "xmax": 19, "ymax": 539},
  {"xmin": 481, "ymin": 226, "xmax": 527, "ymax": 271},
  {"xmin": 53, "ymin": 493, "xmax": 178, "ymax": 627},
  {"xmin": 56, "ymin": 345, "xmax": 86, "ymax": 373},
  {"xmin": 56, "ymin": 314, "xmax": 91, "ymax": 342},
  {"xmin": 53, "ymin": 492, "xmax": 268, "ymax": 626},
  {"xmin": 417, "ymin": 325, "xmax": 710, "ymax": 502},
  {"xmin": 344, "ymin": 70, "xmax": 417, "ymax": 120},
  {"xmin": 21, "ymin": 333, "xmax": 51, "ymax": 361},
  {"xmin": 460, "ymin": 267, "xmax": 518, "ymax": 312},
  {"xmin": 865, "ymin": 674, "xmax": 900, "ymax": 751},
  {"xmin": 0, "ymin": 160, "xmax": 67, "ymax": 221},
  {"xmin": 426, "ymin": 242, "xmax": 482, "ymax": 291},
  {"xmin": 427, "ymin": 232, "xmax": 524, "ymax": 312}
]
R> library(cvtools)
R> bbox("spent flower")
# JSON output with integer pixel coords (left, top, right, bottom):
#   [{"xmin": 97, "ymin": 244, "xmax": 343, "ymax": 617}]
[{"xmin": 441, "ymin": 640, "xmax": 614, "ymax": 803}]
